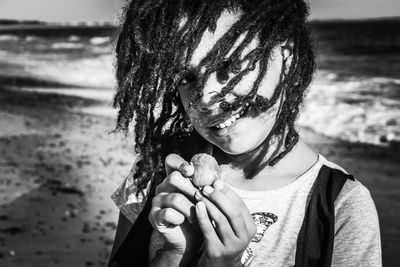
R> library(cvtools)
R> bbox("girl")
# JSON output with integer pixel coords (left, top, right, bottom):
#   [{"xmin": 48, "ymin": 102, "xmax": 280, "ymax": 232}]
[{"xmin": 108, "ymin": 0, "xmax": 381, "ymax": 266}]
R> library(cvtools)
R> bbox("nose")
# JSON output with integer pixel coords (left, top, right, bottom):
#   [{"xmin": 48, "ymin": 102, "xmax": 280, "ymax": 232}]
[
  {"xmin": 197, "ymin": 73, "xmax": 226, "ymax": 113},
  {"xmin": 197, "ymin": 91, "xmax": 223, "ymax": 113}
]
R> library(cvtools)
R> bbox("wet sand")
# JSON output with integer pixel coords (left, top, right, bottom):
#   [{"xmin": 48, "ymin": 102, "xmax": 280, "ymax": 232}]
[
  {"xmin": 0, "ymin": 86, "xmax": 399, "ymax": 266},
  {"xmin": 0, "ymin": 87, "xmax": 134, "ymax": 266}
]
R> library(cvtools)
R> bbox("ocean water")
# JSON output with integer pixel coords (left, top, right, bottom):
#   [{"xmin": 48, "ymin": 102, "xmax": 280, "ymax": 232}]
[
  {"xmin": 1, "ymin": 20, "xmax": 399, "ymax": 145},
  {"xmin": 0, "ymin": 33, "xmax": 115, "ymax": 88},
  {"xmin": 299, "ymin": 20, "xmax": 400, "ymax": 145}
]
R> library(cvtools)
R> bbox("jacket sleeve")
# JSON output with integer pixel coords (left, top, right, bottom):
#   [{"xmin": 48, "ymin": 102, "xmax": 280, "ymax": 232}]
[
  {"xmin": 108, "ymin": 173, "xmax": 155, "ymax": 267},
  {"xmin": 108, "ymin": 212, "xmax": 133, "ymax": 266},
  {"xmin": 108, "ymin": 159, "xmax": 153, "ymax": 266}
]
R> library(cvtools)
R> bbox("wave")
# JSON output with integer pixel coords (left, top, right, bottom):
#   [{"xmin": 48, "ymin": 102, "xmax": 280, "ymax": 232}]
[
  {"xmin": 25, "ymin": 35, "xmax": 42, "ymax": 42},
  {"xmin": 30, "ymin": 55, "xmax": 114, "ymax": 88},
  {"xmin": 12, "ymin": 87, "xmax": 114, "ymax": 101},
  {"xmin": 0, "ymin": 49, "xmax": 114, "ymax": 88},
  {"xmin": 51, "ymin": 42, "xmax": 85, "ymax": 49},
  {"xmin": 90, "ymin": 36, "xmax": 110, "ymax": 45},
  {"xmin": 0, "ymin": 35, "xmax": 18, "ymax": 41},
  {"xmin": 367, "ymin": 77, "xmax": 400, "ymax": 85},
  {"xmin": 298, "ymin": 74, "xmax": 400, "ymax": 145},
  {"xmin": 68, "ymin": 35, "xmax": 80, "ymax": 42}
]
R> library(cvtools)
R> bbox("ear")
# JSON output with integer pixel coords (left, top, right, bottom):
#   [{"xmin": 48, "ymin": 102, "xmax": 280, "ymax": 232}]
[
  {"xmin": 280, "ymin": 41, "xmax": 294, "ymax": 74},
  {"xmin": 280, "ymin": 41, "xmax": 294, "ymax": 60}
]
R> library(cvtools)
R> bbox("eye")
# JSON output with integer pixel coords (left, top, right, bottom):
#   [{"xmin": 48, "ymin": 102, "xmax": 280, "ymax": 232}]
[
  {"xmin": 179, "ymin": 71, "xmax": 198, "ymax": 86},
  {"xmin": 216, "ymin": 61, "xmax": 230, "ymax": 84}
]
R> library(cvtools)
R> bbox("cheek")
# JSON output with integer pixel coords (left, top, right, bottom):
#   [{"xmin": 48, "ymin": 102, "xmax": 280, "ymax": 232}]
[
  {"xmin": 233, "ymin": 58, "xmax": 281, "ymax": 98},
  {"xmin": 257, "ymin": 51, "xmax": 283, "ymax": 98},
  {"xmin": 233, "ymin": 63, "xmax": 260, "ymax": 95},
  {"xmin": 257, "ymin": 58, "xmax": 281, "ymax": 98}
]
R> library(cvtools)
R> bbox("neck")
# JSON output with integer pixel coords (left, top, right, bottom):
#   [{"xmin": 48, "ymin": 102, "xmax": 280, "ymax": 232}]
[
  {"xmin": 213, "ymin": 128, "xmax": 288, "ymax": 179},
  {"xmin": 213, "ymin": 132, "xmax": 318, "ymax": 188}
]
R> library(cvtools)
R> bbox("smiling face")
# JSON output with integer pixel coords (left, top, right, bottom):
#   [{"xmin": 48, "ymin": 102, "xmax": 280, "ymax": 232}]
[{"xmin": 177, "ymin": 10, "xmax": 292, "ymax": 155}]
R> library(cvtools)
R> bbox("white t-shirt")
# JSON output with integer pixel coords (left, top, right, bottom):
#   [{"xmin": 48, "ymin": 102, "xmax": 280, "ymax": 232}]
[{"xmin": 111, "ymin": 155, "xmax": 382, "ymax": 266}]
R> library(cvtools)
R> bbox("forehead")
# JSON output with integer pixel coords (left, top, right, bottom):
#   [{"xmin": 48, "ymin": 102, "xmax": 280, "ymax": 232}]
[{"xmin": 186, "ymin": 10, "xmax": 259, "ymax": 68}]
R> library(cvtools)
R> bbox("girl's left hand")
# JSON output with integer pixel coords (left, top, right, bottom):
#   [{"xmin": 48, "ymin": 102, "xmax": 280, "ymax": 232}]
[{"xmin": 194, "ymin": 179, "xmax": 257, "ymax": 267}]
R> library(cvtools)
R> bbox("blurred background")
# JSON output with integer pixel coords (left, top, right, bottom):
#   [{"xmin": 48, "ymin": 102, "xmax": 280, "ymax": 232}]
[{"xmin": 0, "ymin": 0, "xmax": 399, "ymax": 266}]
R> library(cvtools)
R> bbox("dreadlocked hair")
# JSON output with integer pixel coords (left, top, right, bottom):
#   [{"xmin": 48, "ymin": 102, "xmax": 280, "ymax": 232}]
[{"xmin": 113, "ymin": 0, "xmax": 315, "ymax": 193}]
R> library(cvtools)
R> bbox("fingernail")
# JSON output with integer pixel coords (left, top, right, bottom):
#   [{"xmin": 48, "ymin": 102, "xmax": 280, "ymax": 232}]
[
  {"xmin": 180, "ymin": 163, "xmax": 194, "ymax": 176},
  {"xmin": 194, "ymin": 189, "xmax": 202, "ymax": 201},
  {"xmin": 179, "ymin": 162, "xmax": 187, "ymax": 173},
  {"xmin": 203, "ymin": 185, "xmax": 214, "ymax": 195},
  {"xmin": 214, "ymin": 179, "xmax": 224, "ymax": 190},
  {"xmin": 196, "ymin": 201, "xmax": 206, "ymax": 215},
  {"xmin": 184, "ymin": 164, "xmax": 194, "ymax": 176}
]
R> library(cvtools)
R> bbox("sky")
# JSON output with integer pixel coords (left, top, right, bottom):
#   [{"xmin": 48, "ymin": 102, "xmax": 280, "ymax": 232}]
[
  {"xmin": 0, "ymin": 0, "xmax": 122, "ymax": 23},
  {"xmin": 308, "ymin": 0, "xmax": 400, "ymax": 20},
  {"xmin": 0, "ymin": 0, "xmax": 399, "ymax": 22}
]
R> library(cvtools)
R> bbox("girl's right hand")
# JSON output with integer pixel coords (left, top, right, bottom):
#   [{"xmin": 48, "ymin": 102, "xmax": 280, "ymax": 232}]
[{"xmin": 148, "ymin": 154, "xmax": 202, "ymax": 264}]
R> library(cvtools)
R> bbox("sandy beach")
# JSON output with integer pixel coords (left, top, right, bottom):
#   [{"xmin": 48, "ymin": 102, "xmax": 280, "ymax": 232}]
[
  {"xmin": 0, "ymin": 86, "xmax": 134, "ymax": 266},
  {"xmin": 0, "ymin": 85, "xmax": 399, "ymax": 266}
]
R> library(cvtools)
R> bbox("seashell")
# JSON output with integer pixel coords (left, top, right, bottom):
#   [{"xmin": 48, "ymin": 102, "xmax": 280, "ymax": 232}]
[{"xmin": 190, "ymin": 153, "xmax": 221, "ymax": 188}]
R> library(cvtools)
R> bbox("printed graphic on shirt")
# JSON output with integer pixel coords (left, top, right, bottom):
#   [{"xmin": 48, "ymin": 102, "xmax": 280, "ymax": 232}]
[
  {"xmin": 252, "ymin": 212, "xmax": 278, "ymax": 242},
  {"xmin": 241, "ymin": 212, "xmax": 278, "ymax": 266}
]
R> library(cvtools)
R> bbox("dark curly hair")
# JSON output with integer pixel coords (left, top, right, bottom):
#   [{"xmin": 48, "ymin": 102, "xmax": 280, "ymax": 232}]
[{"xmin": 113, "ymin": 0, "xmax": 315, "ymax": 193}]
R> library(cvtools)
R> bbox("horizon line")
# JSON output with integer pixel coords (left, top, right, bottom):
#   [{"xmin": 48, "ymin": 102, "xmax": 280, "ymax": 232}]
[
  {"xmin": 1, "ymin": 16, "xmax": 400, "ymax": 25},
  {"xmin": 309, "ymin": 15, "xmax": 400, "ymax": 22}
]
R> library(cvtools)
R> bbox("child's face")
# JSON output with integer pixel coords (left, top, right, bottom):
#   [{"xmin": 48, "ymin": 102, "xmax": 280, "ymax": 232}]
[{"xmin": 177, "ymin": 10, "xmax": 289, "ymax": 155}]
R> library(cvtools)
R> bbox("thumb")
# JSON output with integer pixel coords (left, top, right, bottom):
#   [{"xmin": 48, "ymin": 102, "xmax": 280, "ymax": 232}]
[{"xmin": 165, "ymin": 153, "xmax": 194, "ymax": 177}]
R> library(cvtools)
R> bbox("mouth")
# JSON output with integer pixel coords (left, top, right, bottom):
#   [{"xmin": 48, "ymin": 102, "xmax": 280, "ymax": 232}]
[{"xmin": 208, "ymin": 104, "xmax": 251, "ymax": 136}]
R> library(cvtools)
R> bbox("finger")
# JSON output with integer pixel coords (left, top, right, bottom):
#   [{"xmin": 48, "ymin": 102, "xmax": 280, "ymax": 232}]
[
  {"xmin": 202, "ymin": 185, "xmax": 246, "ymax": 239},
  {"xmin": 214, "ymin": 179, "xmax": 243, "ymax": 205},
  {"xmin": 149, "ymin": 196, "xmax": 186, "ymax": 229},
  {"xmin": 155, "ymin": 207, "xmax": 186, "ymax": 226},
  {"xmin": 156, "ymin": 192, "xmax": 197, "ymax": 223},
  {"xmin": 196, "ymin": 201, "xmax": 220, "ymax": 246},
  {"xmin": 213, "ymin": 180, "xmax": 255, "ymax": 234},
  {"xmin": 165, "ymin": 153, "xmax": 194, "ymax": 177},
  {"xmin": 196, "ymin": 190, "xmax": 236, "ymax": 243},
  {"xmin": 156, "ymin": 171, "xmax": 198, "ymax": 200}
]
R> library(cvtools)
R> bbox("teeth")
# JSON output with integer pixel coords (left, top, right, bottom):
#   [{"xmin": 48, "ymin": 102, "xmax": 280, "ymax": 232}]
[
  {"xmin": 218, "ymin": 122, "xmax": 225, "ymax": 128},
  {"xmin": 214, "ymin": 108, "xmax": 247, "ymax": 129},
  {"xmin": 224, "ymin": 120, "xmax": 232, "ymax": 126}
]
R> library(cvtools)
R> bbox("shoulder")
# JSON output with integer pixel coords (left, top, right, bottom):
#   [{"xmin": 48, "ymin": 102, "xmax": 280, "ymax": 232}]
[
  {"xmin": 319, "ymin": 155, "xmax": 378, "ymax": 221},
  {"xmin": 334, "ymin": 182, "xmax": 382, "ymax": 265},
  {"xmin": 334, "ymin": 177, "xmax": 380, "ymax": 236},
  {"xmin": 319, "ymin": 156, "xmax": 382, "ymax": 266},
  {"xmin": 320, "ymin": 156, "xmax": 377, "ymax": 218}
]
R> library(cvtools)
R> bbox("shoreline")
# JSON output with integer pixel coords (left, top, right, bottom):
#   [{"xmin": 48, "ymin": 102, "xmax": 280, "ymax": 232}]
[{"xmin": 0, "ymin": 86, "xmax": 398, "ymax": 266}]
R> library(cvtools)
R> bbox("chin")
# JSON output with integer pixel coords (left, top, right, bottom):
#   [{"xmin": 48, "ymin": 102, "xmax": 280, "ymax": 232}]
[{"xmin": 212, "ymin": 139, "xmax": 261, "ymax": 155}]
